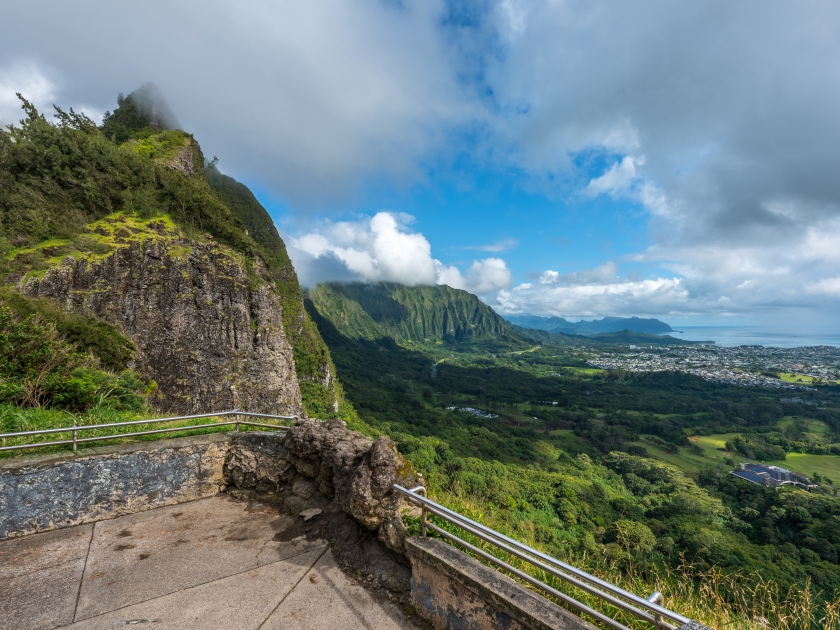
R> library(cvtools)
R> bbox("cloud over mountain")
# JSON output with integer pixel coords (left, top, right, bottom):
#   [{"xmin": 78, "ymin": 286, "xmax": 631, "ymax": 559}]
[
  {"xmin": 3, "ymin": 0, "xmax": 840, "ymax": 322},
  {"xmin": 288, "ymin": 212, "xmax": 512, "ymax": 296}
]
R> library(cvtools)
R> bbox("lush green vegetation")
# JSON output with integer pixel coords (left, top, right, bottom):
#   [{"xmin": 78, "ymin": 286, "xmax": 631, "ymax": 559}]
[
  {"xmin": 0, "ymin": 92, "xmax": 338, "ymax": 416},
  {"xmin": 305, "ymin": 285, "xmax": 840, "ymax": 627},
  {"xmin": 0, "ymin": 306, "xmax": 145, "ymax": 412},
  {"xmin": 307, "ymin": 281, "xmax": 525, "ymax": 346}
]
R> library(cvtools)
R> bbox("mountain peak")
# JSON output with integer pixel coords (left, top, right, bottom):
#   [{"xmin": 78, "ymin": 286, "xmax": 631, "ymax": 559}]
[{"xmin": 101, "ymin": 83, "xmax": 181, "ymax": 143}]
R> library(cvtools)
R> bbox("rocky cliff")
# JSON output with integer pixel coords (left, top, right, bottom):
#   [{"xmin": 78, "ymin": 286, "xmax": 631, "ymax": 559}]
[
  {"xmin": 17, "ymin": 214, "xmax": 301, "ymax": 415},
  {"xmin": 1, "ymin": 89, "xmax": 339, "ymax": 416}
]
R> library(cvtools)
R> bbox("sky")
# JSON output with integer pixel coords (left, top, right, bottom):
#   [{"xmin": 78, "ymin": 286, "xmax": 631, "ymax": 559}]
[{"xmin": 2, "ymin": 0, "xmax": 840, "ymax": 327}]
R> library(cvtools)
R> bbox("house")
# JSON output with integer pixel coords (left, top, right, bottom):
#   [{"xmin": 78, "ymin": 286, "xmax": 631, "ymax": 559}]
[{"xmin": 729, "ymin": 463, "xmax": 811, "ymax": 488}]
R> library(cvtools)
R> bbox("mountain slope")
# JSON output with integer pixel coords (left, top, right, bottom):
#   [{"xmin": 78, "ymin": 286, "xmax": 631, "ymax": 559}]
[
  {"xmin": 0, "ymin": 89, "xmax": 339, "ymax": 415},
  {"xmin": 306, "ymin": 282, "xmax": 525, "ymax": 347},
  {"xmin": 506, "ymin": 314, "xmax": 674, "ymax": 335},
  {"xmin": 512, "ymin": 324, "xmax": 699, "ymax": 346}
]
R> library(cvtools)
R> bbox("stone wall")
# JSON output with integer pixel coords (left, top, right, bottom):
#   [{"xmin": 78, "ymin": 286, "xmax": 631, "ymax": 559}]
[
  {"xmin": 406, "ymin": 536, "xmax": 598, "ymax": 630},
  {"xmin": 224, "ymin": 419, "xmax": 424, "ymax": 599},
  {"xmin": 0, "ymin": 434, "xmax": 229, "ymax": 539}
]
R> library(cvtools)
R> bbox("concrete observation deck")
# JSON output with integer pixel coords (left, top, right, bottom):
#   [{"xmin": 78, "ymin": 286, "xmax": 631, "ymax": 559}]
[{"xmin": 1, "ymin": 496, "xmax": 421, "ymax": 630}]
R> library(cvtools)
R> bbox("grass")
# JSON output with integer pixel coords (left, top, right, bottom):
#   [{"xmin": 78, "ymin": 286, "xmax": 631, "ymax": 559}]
[
  {"xmin": 765, "ymin": 453, "xmax": 840, "ymax": 483},
  {"xmin": 425, "ymin": 485, "xmax": 840, "ymax": 629},
  {"xmin": 779, "ymin": 372, "xmax": 840, "ymax": 385},
  {"xmin": 510, "ymin": 346, "xmax": 542, "ymax": 355},
  {"xmin": 779, "ymin": 416, "xmax": 832, "ymax": 437},
  {"xmin": 564, "ymin": 367, "xmax": 604, "ymax": 375},
  {"xmin": 632, "ymin": 427, "xmax": 840, "ymax": 485},
  {"xmin": 0, "ymin": 405, "xmax": 293, "ymax": 460},
  {"xmin": 629, "ymin": 435, "xmax": 743, "ymax": 475}
]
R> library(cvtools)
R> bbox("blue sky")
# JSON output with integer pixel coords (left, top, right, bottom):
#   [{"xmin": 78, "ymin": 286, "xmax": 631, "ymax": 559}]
[{"xmin": 2, "ymin": 1, "xmax": 840, "ymax": 326}]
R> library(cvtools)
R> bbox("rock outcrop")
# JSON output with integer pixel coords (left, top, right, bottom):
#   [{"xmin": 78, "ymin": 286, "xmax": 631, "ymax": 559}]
[
  {"xmin": 20, "ymin": 215, "xmax": 302, "ymax": 416},
  {"xmin": 224, "ymin": 419, "xmax": 424, "ymax": 598}
]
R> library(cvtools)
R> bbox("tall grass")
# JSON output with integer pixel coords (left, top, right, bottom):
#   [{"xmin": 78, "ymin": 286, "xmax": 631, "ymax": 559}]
[
  {"xmin": 425, "ymin": 486, "xmax": 840, "ymax": 630},
  {"xmin": 0, "ymin": 404, "xmax": 290, "ymax": 459}
]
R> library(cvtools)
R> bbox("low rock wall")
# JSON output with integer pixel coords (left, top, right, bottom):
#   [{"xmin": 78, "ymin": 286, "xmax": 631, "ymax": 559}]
[
  {"xmin": 0, "ymin": 433, "xmax": 229, "ymax": 539},
  {"xmin": 0, "ymin": 420, "xmax": 424, "ymax": 601},
  {"xmin": 223, "ymin": 420, "xmax": 424, "ymax": 600}
]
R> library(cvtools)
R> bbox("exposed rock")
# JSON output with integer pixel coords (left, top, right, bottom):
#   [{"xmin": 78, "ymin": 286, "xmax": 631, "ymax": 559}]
[
  {"xmin": 20, "ymin": 227, "xmax": 302, "ymax": 416},
  {"xmin": 300, "ymin": 508, "xmax": 322, "ymax": 521},
  {"xmin": 224, "ymin": 433, "xmax": 291, "ymax": 493},
  {"xmin": 224, "ymin": 421, "xmax": 425, "ymax": 597}
]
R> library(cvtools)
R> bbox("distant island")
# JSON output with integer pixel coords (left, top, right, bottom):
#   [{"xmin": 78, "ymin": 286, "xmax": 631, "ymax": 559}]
[{"xmin": 504, "ymin": 315, "xmax": 675, "ymax": 336}]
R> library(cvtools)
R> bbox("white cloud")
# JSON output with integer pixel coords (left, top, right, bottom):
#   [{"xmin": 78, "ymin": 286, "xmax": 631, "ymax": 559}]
[
  {"xmin": 494, "ymin": 277, "xmax": 687, "ymax": 318},
  {"xmin": 0, "ymin": 0, "xmax": 473, "ymax": 206},
  {"xmin": 586, "ymin": 156, "xmax": 644, "ymax": 197},
  {"xmin": 288, "ymin": 212, "xmax": 512, "ymax": 296},
  {"xmin": 438, "ymin": 258, "xmax": 513, "ymax": 295},
  {"xmin": 0, "ymin": 59, "xmax": 56, "ymax": 126},
  {"xmin": 808, "ymin": 277, "xmax": 840, "ymax": 297},
  {"xmin": 463, "ymin": 237, "xmax": 518, "ymax": 253}
]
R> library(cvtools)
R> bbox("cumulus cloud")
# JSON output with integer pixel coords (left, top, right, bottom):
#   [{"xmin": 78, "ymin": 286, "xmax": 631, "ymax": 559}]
[
  {"xmin": 0, "ymin": 0, "xmax": 472, "ymax": 205},
  {"xmin": 288, "ymin": 212, "xmax": 512, "ymax": 295},
  {"xmin": 586, "ymin": 156, "xmax": 644, "ymax": 197},
  {"xmin": 494, "ymin": 277, "xmax": 687, "ymax": 318},
  {"xmin": 483, "ymin": 1, "xmax": 840, "ymax": 319},
  {"xmin": 4, "ymin": 1, "xmax": 840, "ymax": 321},
  {"xmin": 538, "ymin": 263, "xmax": 619, "ymax": 287}
]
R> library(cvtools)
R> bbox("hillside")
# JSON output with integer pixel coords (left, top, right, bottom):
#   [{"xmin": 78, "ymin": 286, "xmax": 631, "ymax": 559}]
[
  {"xmin": 512, "ymin": 325, "xmax": 701, "ymax": 346},
  {"xmin": 305, "ymin": 282, "xmax": 527, "ymax": 349},
  {"xmin": 0, "ymin": 87, "xmax": 339, "ymax": 416},
  {"xmin": 506, "ymin": 314, "xmax": 675, "ymax": 335}
]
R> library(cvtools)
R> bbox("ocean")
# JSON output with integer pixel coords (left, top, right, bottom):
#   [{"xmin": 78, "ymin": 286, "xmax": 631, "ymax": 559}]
[{"xmin": 668, "ymin": 326, "xmax": 840, "ymax": 348}]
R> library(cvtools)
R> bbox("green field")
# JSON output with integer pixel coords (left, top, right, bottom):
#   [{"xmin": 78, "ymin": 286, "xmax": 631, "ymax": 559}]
[
  {"xmin": 564, "ymin": 366, "xmax": 604, "ymax": 375},
  {"xmin": 765, "ymin": 452, "xmax": 840, "ymax": 482},
  {"xmin": 629, "ymin": 433, "xmax": 743, "ymax": 474},
  {"xmin": 633, "ymin": 430, "xmax": 840, "ymax": 482},
  {"xmin": 779, "ymin": 372, "xmax": 840, "ymax": 385},
  {"xmin": 778, "ymin": 415, "xmax": 832, "ymax": 436}
]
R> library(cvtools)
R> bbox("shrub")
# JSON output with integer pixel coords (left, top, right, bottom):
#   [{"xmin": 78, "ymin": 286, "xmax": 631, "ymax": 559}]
[{"xmin": 0, "ymin": 307, "xmax": 145, "ymax": 411}]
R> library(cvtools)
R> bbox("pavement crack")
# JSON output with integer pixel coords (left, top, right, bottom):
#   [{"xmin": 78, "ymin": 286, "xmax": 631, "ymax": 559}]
[
  {"xmin": 257, "ymin": 546, "xmax": 328, "ymax": 630},
  {"xmin": 255, "ymin": 538, "xmax": 271, "ymax": 565},
  {"xmin": 72, "ymin": 523, "xmax": 96, "ymax": 623},
  {"xmin": 68, "ymin": 546, "xmax": 327, "ymax": 626}
]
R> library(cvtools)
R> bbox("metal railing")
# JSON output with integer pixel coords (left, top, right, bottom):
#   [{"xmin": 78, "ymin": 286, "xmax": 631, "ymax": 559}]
[
  {"xmin": 0, "ymin": 409, "xmax": 296, "ymax": 453},
  {"xmin": 395, "ymin": 484, "xmax": 695, "ymax": 630}
]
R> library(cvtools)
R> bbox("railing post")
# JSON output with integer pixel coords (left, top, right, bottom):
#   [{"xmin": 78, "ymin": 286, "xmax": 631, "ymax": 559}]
[
  {"xmin": 233, "ymin": 409, "xmax": 240, "ymax": 433},
  {"xmin": 72, "ymin": 421, "xmax": 77, "ymax": 453},
  {"xmin": 647, "ymin": 591, "xmax": 664, "ymax": 629}
]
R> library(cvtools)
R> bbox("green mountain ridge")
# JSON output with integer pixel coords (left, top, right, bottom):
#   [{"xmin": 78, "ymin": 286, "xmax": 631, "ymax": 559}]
[
  {"xmin": 512, "ymin": 324, "xmax": 704, "ymax": 346},
  {"xmin": 305, "ymin": 282, "xmax": 526, "ymax": 348},
  {"xmin": 506, "ymin": 314, "xmax": 675, "ymax": 335}
]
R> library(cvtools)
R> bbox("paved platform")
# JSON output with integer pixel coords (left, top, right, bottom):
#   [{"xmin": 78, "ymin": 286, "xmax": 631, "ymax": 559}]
[{"xmin": 1, "ymin": 496, "xmax": 419, "ymax": 630}]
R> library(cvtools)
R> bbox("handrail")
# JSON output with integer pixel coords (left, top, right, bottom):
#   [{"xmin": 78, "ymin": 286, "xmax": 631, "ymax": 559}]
[
  {"xmin": 0, "ymin": 409, "xmax": 296, "ymax": 453},
  {"xmin": 395, "ymin": 484, "xmax": 697, "ymax": 630}
]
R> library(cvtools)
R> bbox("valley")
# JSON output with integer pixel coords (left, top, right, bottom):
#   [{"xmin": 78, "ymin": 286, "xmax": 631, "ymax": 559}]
[
  {"xmin": 4, "ymin": 87, "xmax": 840, "ymax": 628},
  {"xmin": 301, "ymin": 283, "xmax": 840, "ymax": 619}
]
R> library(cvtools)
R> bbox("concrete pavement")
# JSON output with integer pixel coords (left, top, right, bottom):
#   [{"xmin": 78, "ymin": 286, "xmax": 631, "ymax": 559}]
[{"xmin": 1, "ymin": 496, "xmax": 421, "ymax": 630}]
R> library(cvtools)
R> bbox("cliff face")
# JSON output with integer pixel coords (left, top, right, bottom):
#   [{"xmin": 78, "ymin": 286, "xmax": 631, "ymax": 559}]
[
  {"xmin": 1, "ymin": 93, "xmax": 342, "ymax": 417},
  {"xmin": 18, "ymin": 214, "xmax": 302, "ymax": 415},
  {"xmin": 306, "ymin": 281, "xmax": 522, "ymax": 344}
]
